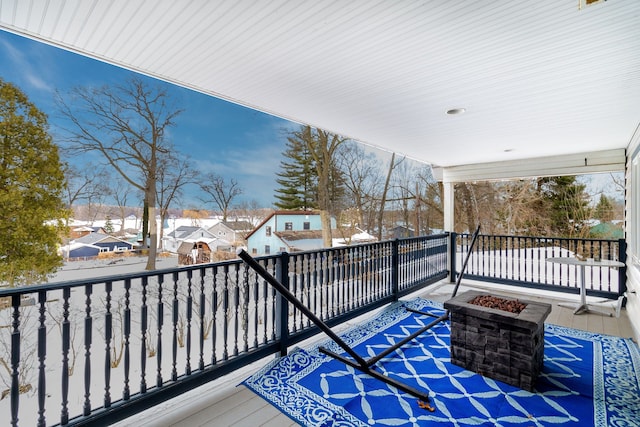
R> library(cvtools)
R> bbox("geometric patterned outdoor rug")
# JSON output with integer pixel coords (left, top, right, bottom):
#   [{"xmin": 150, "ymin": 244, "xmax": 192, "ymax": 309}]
[{"xmin": 243, "ymin": 298, "xmax": 640, "ymax": 426}]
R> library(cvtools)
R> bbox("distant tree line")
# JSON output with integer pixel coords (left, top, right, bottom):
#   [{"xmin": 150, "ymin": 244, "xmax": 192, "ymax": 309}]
[
  {"xmin": 0, "ymin": 75, "xmax": 624, "ymax": 287},
  {"xmin": 273, "ymin": 124, "xmax": 444, "ymax": 242},
  {"xmin": 454, "ymin": 177, "xmax": 622, "ymax": 238},
  {"xmin": 273, "ymin": 124, "xmax": 623, "ymax": 241}
]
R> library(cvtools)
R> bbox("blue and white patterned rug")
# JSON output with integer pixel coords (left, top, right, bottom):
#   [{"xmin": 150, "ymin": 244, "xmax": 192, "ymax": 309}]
[{"xmin": 243, "ymin": 298, "xmax": 640, "ymax": 426}]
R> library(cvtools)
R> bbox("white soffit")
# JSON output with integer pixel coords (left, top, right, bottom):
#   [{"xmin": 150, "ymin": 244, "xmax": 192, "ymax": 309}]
[
  {"xmin": 438, "ymin": 149, "xmax": 626, "ymax": 183},
  {"xmin": 0, "ymin": 1, "xmax": 639, "ymax": 169}
]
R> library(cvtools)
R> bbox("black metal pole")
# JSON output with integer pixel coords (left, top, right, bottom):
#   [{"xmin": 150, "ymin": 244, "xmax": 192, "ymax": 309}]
[
  {"xmin": 451, "ymin": 225, "xmax": 481, "ymax": 299},
  {"xmin": 237, "ymin": 250, "xmax": 368, "ymax": 367},
  {"xmin": 365, "ymin": 312, "xmax": 449, "ymax": 366}
]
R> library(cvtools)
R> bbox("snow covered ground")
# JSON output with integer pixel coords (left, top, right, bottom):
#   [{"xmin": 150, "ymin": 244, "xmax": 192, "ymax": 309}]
[{"xmin": 48, "ymin": 255, "xmax": 180, "ymax": 283}]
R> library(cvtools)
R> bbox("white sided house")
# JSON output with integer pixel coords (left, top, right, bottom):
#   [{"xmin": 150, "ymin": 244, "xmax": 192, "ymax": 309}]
[
  {"xmin": 208, "ymin": 220, "xmax": 254, "ymax": 250},
  {"xmin": 246, "ymin": 211, "xmax": 336, "ymax": 255},
  {"xmin": 162, "ymin": 226, "xmax": 222, "ymax": 255}
]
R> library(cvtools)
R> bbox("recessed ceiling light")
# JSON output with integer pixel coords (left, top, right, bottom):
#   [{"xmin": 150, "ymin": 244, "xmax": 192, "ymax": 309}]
[{"xmin": 446, "ymin": 108, "xmax": 466, "ymax": 115}]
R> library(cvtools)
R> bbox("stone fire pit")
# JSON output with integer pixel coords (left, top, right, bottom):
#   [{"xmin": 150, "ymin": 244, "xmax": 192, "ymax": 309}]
[{"xmin": 444, "ymin": 290, "xmax": 551, "ymax": 391}]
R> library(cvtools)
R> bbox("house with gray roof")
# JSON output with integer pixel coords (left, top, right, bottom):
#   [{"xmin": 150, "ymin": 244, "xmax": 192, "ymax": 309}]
[
  {"xmin": 61, "ymin": 233, "xmax": 134, "ymax": 259},
  {"xmin": 208, "ymin": 220, "xmax": 254, "ymax": 247}
]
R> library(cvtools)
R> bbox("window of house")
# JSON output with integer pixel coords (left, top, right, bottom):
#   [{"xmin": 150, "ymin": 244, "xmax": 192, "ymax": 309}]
[
  {"xmin": 252, "ymin": 248, "xmax": 257, "ymax": 255},
  {"xmin": 266, "ymin": 226, "xmax": 271, "ymax": 236},
  {"xmin": 285, "ymin": 222, "xmax": 293, "ymax": 231},
  {"xmin": 303, "ymin": 222, "xmax": 310, "ymax": 230},
  {"xmin": 265, "ymin": 245, "xmax": 271, "ymax": 254}
]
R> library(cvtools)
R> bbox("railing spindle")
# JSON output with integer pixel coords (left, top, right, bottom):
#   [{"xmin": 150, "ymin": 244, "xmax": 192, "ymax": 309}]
[
  {"xmin": 222, "ymin": 265, "xmax": 229, "ymax": 361},
  {"xmin": 37, "ymin": 291, "xmax": 47, "ymax": 427},
  {"xmin": 199, "ymin": 267, "xmax": 206, "ymax": 370},
  {"xmin": 212, "ymin": 265, "xmax": 219, "ymax": 364},
  {"xmin": 10, "ymin": 295, "xmax": 21, "ymax": 427},
  {"xmin": 171, "ymin": 271, "xmax": 179, "ymax": 381},
  {"xmin": 233, "ymin": 264, "xmax": 240, "ymax": 357},
  {"xmin": 242, "ymin": 264, "xmax": 249, "ymax": 353},
  {"xmin": 156, "ymin": 274, "xmax": 164, "ymax": 387},
  {"xmin": 104, "ymin": 281, "xmax": 112, "ymax": 408},
  {"xmin": 186, "ymin": 270, "xmax": 193, "ymax": 374},
  {"xmin": 60, "ymin": 287, "xmax": 70, "ymax": 425},
  {"xmin": 82, "ymin": 285, "xmax": 93, "ymax": 415},
  {"xmin": 140, "ymin": 277, "xmax": 148, "ymax": 393},
  {"xmin": 123, "ymin": 278, "xmax": 131, "ymax": 400}
]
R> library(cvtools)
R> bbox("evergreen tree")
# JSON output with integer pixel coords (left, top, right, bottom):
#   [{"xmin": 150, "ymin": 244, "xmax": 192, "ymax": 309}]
[
  {"xmin": 537, "ymin": 176, "xmax": 590, "ymax": 237},
  {"xmin": 0, "ymin": 79, "xmax": 68, "ymax": 286},
  {"xmin": 274, "ymin": 134, "xmax": 318, "ymax": 210},
  {"xmin": 104, "ymin": 216, "xmax": 115, "ymax": 234},
  {"xmin": 594, "ymin": 194, "xmax": 614, "ymax": 222}
]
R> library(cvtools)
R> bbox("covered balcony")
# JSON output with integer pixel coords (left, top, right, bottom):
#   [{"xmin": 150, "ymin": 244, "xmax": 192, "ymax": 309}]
[
  {"xmin": 1, "ymin": 1, "xmax": 640, "ymax": 425},
  {"xmin": 0, "ymin": 233, "xmax": 635, "ymax": 425}
]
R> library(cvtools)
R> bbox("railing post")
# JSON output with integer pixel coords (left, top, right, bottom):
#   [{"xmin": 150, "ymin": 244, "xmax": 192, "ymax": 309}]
[
  {"xmin": 618, "ymin": 238, "xmax": 627, "ymax": 295},
  {"xmin": 10, "ymin": 295, "xmax": 21, "ymax": 427},
  {"xmin": 449, "ymin": 232, "xmax": 457, "ymax": 283},
  {"xmin": 391, "ymin": 239, "xmax": 399, "ymax": 300},
  {"xmin": 276, "ymin": 252, "xmax": 290, "ymax": 357}
]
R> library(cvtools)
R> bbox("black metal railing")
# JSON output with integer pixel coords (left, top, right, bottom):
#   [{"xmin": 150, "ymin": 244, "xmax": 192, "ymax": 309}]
[
  {"xmin": 0, "ymin": 232, "xmax": 627, "ymax": 426},
  {"xmin": 0, "ymin": 234, "xmax": 449, "ymax": 426},
  {"xmin": 452, "ymin": 233, "xmax": 626, "ymax": 299}
]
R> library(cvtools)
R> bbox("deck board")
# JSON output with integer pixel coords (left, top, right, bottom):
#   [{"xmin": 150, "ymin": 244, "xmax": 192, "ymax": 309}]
[{"xmin": 115, "ymin": 280, "xmax": 636, "ymax": 427}]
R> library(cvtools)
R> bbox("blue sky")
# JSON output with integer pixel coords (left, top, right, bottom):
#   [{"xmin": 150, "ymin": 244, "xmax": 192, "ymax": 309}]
[
  {"xmin": 0, "ymin": 30, "xmax": 623, "ymax": 212},
  {"xmin": 0, "ymin": 29, "xmax": 298, "ymax": 209}
]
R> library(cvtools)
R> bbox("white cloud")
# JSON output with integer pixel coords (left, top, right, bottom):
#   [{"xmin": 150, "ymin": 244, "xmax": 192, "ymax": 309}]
[{"xmin": 0, "ymin": 37, "xmax": 55, "ymax": 93}]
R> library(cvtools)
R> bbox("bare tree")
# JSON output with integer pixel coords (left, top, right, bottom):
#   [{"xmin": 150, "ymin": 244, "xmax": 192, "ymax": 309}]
[
  {"xmin": 63, "ymin": 163, "xmax": 110, "ymax": 210},
  {"xmin": 157, "ymin": 154, "xmax": 197, "ymax": 248},
  {"xmin": 415, "ymin": 166, "xmax": 443, "ymax": 234},
  {"xmin": 389, "ymin": 158, "xmax": 416, "ymax": 233},
  {"xmin": 493, "ymin": 180, "xmax": 544, "ymax": 235},
  {"xmin": 109, "ymin": 176, "xmax": 136, "ymax": 233},
  {"xmin": 454, "ymin": 181, "xmax": 502, "ymax": 234},
  {"xmin": 56, "ymin": 77, "xmax": 183, "ymax": 270},
  {"xmin": 336, "ymin": 142, "xmax": 384, "ymax": 232},
  {"xmin": 376, "ymin": 153, "xmax": 404, "ymax": 241},
  {"xmin": 234, "ymin": 200, "xmax": 271, "ymax": 226},
  {"xmin": 299, "ymin": 126, "xmax": 346, "ymax": 247},
  {"xmin": 63, "ymin": 163, "xmax": 111, "ymax": 227},
  {"xmin": 199, "ymin": 172, "xmax": 243, "ymax": 222}
]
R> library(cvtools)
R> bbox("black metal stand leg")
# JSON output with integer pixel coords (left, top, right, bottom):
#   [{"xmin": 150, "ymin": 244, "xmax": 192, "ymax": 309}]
[
  {"xmin": 237, "ymin": 249, "xmax": 438, "ymax": 407},
  {"xmin": 318, "ymin": 347, "xmax": 432, "ymax": 403}
]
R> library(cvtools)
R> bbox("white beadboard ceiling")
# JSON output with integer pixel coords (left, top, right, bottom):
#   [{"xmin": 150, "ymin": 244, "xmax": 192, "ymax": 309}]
[{"xmin": 1, "ymin": 0, "xmax": 639, "ymax": 169}]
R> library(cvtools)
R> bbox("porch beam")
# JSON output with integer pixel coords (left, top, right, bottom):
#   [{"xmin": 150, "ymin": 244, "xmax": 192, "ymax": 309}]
[{"xmin": 435, "ymin": 149, "xmax": 625, "ymax": 183}]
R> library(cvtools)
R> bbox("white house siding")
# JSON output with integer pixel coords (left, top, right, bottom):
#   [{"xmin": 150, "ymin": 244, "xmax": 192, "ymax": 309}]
[
  {"xmin": 625, "ymin": 128, "xmax": 640, "ymax": 343},
  {"xmin": 247, "ymin": 212, "xmax": 329, "ymax": 255}
]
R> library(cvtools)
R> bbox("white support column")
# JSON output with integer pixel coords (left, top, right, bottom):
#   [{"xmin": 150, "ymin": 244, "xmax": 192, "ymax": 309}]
[
  {"xmin": 443, "ymin": 181, "xmax": 455, "ymax": 282},
  {"xmin": 443, "ymin": 181, "xmax": 455, "ymax": 232}
]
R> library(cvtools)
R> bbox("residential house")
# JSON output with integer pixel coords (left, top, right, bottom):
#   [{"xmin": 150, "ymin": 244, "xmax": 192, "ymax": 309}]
[
  {"xmin": 246, "ymin": 211, "xmax": 335, "ymax": 255},
  {"xmin": 67, "ymin": 224, "xmax": 107, "ymax": 240},
  {"xmin": 163, "ymin": 225, "xmax": 223, "ymax": 264},
  {"xmin": 177, "ymin": 241, "xmax": 212, "ymax": 265},
  {"xmin": 208, "ymin": 220, "xmax": 254, "ymax": 250},
  {"xmin": 388, "ymin": 225, "xmax": 415, "ymax": 239},
  {"xmin": 333, "ymin": 228, "xmax": 377, "ymax": 246},
  {"xmin": 61, "ymin": 232, "xmax": 134, "ymax": 259}
]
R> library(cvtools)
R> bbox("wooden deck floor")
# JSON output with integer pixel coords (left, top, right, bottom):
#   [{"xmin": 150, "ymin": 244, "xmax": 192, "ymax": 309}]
[{"xmin": 113, "ymin": 280, "xmax": 636, "ymax": 427}]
